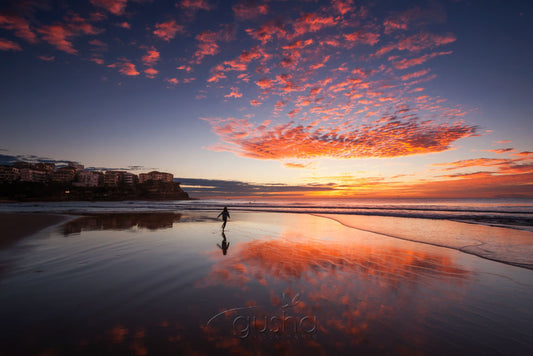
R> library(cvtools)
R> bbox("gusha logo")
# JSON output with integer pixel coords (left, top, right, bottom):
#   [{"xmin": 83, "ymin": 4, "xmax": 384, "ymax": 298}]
[{"xmin": 206, "ymin": 292, "xmax": 318, "ymax": 339}]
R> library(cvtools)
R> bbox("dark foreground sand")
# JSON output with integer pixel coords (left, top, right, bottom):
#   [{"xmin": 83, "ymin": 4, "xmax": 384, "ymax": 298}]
[{"xmin": 0, "ymin": 213, "xmax": 71, "ymax": 248}]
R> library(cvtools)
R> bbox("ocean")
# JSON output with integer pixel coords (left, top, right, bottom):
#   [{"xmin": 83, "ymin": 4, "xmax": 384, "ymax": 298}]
[{"xmin": 1, "ymin": 197, "xmax": 532, "ymax": 230}]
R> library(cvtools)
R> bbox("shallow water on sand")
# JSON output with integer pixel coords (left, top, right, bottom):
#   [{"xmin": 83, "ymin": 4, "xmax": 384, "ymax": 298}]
[{"xmin": 1, "ymin": 212, "xmax": 532, "ymax": 355}]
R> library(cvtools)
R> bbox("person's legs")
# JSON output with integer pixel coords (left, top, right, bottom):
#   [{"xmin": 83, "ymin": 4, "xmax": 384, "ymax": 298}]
[{"xmin": 222, "ymin": 219, "xmax": 227, "ymax": 230}]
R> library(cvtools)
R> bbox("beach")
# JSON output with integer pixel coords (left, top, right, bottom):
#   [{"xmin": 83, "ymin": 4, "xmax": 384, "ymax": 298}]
[{"xmin": 0, "ymin": 210, "xmax": 532, "ymax": 355}]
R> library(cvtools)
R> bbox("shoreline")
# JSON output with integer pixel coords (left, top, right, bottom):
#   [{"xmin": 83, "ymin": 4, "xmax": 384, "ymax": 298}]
[{"xmin": 1, "ymin": 210, "xmax": 532, "ymax": 271}]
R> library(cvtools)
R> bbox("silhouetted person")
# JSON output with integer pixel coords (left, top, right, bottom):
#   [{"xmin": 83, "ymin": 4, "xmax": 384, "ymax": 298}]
[
  {"xmin": 217, "ymin": 206, "xmax": 230, "ymax": 230},
  {"xmin": 217, "ymin": 231, "xmax": 230, "ymax": 255}
]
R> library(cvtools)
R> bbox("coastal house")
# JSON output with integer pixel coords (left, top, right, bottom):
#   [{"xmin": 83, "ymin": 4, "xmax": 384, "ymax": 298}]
[
  {"xmin": 73, "ymin": 170, "xmax": 101, "ymax": 187},
  {"xmin": 51, "ymin": 166, "xmax": 77, "ymax": 183},
  {"xmin": 139, "ymin": 171, "xmax": 173, "ymax": 183},
  {"xmin": 19, "ymin": 168, "xmax": 48, "ymax": 183},
  {"xmin": 104, "ymin": 171, "xmax": 138, "ymax": 186},
  {"xmin": 0, "ymin": 165, "xmax": 20, "ymax": 182}
]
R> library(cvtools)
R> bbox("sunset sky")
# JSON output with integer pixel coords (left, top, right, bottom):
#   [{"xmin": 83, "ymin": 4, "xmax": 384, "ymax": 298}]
[{"xmin": 0, "ymin": 0, "xmax": 531, "ymax": 198}]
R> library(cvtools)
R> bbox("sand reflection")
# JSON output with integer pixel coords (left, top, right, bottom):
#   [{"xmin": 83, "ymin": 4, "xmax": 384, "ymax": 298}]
[
  {"xmin": 62, "ymin": 213, "xmax": 183, "ymax": 235},
  {"xmin": 199, "ymin": 230, "xmax": 472, "ymax": 354}
]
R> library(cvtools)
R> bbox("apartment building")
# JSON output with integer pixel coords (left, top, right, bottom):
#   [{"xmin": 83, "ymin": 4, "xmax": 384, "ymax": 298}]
[
  {"xmin": 139, "ymin": 171, "xmax": 173, "ymax": 183},
  {"xmin": 0, "ymin": 165, "xmax": 20, "ymax": 182}
]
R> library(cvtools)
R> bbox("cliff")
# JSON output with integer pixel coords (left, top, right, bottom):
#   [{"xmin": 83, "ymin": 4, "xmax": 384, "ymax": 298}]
[{"xmin": 0, "ymin": 181, "xmax": 190, "ymax": 201}]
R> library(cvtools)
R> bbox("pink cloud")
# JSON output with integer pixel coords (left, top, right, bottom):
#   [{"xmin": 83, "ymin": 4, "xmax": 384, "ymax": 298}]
[
  {"xmin": 180, "ymin": 0, "xmax": 211, "ymax": 11},
  {"xmin": 37, "ymin": 14, "xmax": 101, "ymax": 54},
  {"xmin": 0, "ymin": 14, "xmax": 38, "ymax": 43},
  {"xmin": 166, "ymin": 78, "xmax": 179, "ymax": 85},
  {"xmin": 202, "ymin": 116, "xmax": 478, "ymax": 160},
  {"xmin": 0, "ymin": 38, "xmax": 22, "ymax": 51},
  {"xmin": 177, "ymin": 65, "xmax": 193, "ymax": 72},
  {"xmin": 375, "ymin": 32, "xmax": 456, "ymax": 56},
  {"xmin": 118, "ymin": 21, "xmax": 130, "ymax": 29},
  {"xmin": 393, "ymin": 51, "xmax": 452, "ymax": 69},
  {"xmin": 39, "ymin": 55, "xmax": 55, "ymax": 61},
  {"xmin": 153, "ymin": 20, "xmax": 183, "ymax": 41},
  {"xmin": 344, "ymin": 31, "xmax": 380, "ymax": 46},
  {"xmin": 331, "ymin": 0, "xmax": 355, "ymax": 16},
  {"xmin": 250, "ymin": 100, "xmax": 262, "ymax": 106},
  {"xmin": 90, "ymin": 0, "xmax": 128, "ymax": 15},
  {"xmin": 224, "ymin": 87, "xmax": 243, "ymax": 98},
  {"xmin": 108, "ymin": 60, "xmax": 139, "ymax": 76},
  {"xmin": 142, "ymin": 48, "xmax": 160, "ymax": 66},
  {"xmin": 400, "ymin": 69, "xmax": 430, "ymax": 81},
  {"xmin": 233, "ymin": 1, "xmax": 268, "ymax": 20},
  {"xmin": 383, "ymin": 4, "xmax": 446, "ymax": 34},
  {"xmin": 144, "ymin": 67, "xmax": 158, "ymax": 78},
  {"xmin": 246, "ymin": 19, "xmax": 287, "ymax": 43},
  {"xmin": 292, "ymin": 13, "xmax": 336, "ymax": 38}
]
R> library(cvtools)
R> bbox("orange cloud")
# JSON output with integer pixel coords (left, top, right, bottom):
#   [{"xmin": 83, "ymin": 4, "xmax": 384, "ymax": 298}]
[
  {"xmin": 375, "ymin": 32, "xmax": 456, "ymax": 56},
  {"xmin": 292, "ymin": 13, "xmax": 336, "ymax": 38},
  {"xmin": 393, "ymin": 51, "xmax": 452, "ymax": 69},
  {"xmin": 224, "ymin": 87, "xmax": 243, "ymax": 98},
  {"xmin": 166, "ymin": 78, "xmax": 178, "ymax": 84},
  {"xmin": 203, "ymin": 116, "xmax": 477, "ymax": 160},
  {"xmin": 181, "ymin": 0, "xmax": 211, "ymax": 11},
  {"xmin": 90, "ymin": 0, "xmax": 128, "ymax": 15},
  {"xmin": 153, "ymin": 20, "xmax": 183, "ymax": 41},
  {"xmin": 118, "ymin": 21, "xmax": 130, "ymax": 29},
  {"xmin": 0, "ymin": 38, "xmax": 22, "ymax": 51},
  {"xmin": 245, "ymin": 19, "xmax": 287, "ymax": 43},
  {"xmin": 344, "ymin": 31, "xmax": 380, "ymax": 46},
  {"xmin": 141, "ymin": 48, "xmax": 160, "ymax": 66},
  {"xmin": 483, "ymin": 148, "xmax": 515, "ymax": 154},
  {"xmin": 233, "ymin": 1, "xmax": 268, "ymax": 20},
  {"xmin": 108, "ymin": 60, "xmax": 139, "ymax": 76},
  {"xmin": 39, "ymin": 55, "xmax": 55, "ymax": 61},
  {"xmin": 331, "ymin": 0, "xmax": 355, "ymax": 16},
  {"xmin": 144, "ymin": 67, "xmax": 158, "ymax": 78},
  {"xmin": 37, "ymin": 14, "xmax": 101, "ymax": 54},
  {"xmin": 0, "ymin": 14, "xmax": 38, "ymax": 43}
]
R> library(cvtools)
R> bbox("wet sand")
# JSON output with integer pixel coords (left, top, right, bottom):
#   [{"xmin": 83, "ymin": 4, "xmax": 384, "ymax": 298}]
[
  {"xmin": 0, "ymin": 213, "xmax": 72, "ymax": 249},
  {"xmin": 0, "ymin": 211, "xmax": 532, "ymax": 355}
]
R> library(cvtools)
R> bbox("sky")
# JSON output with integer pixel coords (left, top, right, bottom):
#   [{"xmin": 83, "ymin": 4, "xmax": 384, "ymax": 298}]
[{"xmin": 0, "ymin": 0, "xmax": 532, "ymax": 199}]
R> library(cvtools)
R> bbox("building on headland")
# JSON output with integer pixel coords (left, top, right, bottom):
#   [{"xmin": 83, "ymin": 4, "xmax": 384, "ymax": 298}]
[
  {"xmin": 73, "ymin": 170, "xmax": 101, "ymax": 187},
  {"xmin": 52, "ymin": 166, "xmax": 77, "ymax": 183},
  {"xmin": 19, "ymin": 168, "xmax": 48, "ymax": 183},
  {"xmin": 33, "ymin": 163, "xmax": 56, "ymax": 173},
  {"xmin": 67, "ymin": 162, "xmax": 84, "ymax": 171},
  {"xmin": 104, "ymin": 171, "xmax": 138, "ymax": 186},
  {"xmin": 139, "ymin": 171, "xmax": 173, "ymax": 183},
  {"xmin": 0, "ymin": 165, "xmax": 20, "ymax": 182}
]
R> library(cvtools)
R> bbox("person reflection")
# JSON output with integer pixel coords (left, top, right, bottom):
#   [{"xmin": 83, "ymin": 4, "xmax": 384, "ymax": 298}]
[{"xmin": 217, "ymin": 231, "xmax": 230, "ymax": 256}]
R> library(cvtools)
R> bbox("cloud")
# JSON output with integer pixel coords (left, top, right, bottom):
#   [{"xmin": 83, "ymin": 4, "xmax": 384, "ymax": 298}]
[
  {"xmin": 118, "ymin": 21, "xmax": 130, "ymax": 29},
  {"xmin": 383, "ymin": 4, "xmax": 446, "ymax": 34},
  {"xmin": 202, "ymin": 116, "xmax": 478, "ymax": 160},
  {"xmin": 0, "ymin": 38, "xmax": 22, "ymax": 51},
  {"xmin": 224, "ymin": 87, "xmax": 243, "ymax": 98},
  {"xmin": 375, "ymin": 32, "xmax": 456, "ymax": 57},
  {"xmin": 38, "ymin": 55, "xmax": 55, "ymax": 61},
  {"xmin": 180, "ymin": 0, "xmax": 211, "ymax": 11},
  {"xmin": 400, "ymin": 69, "xmax": 430, "ymax": 81},
  {"xmin": 153, "ymin": 20, "xmax": 183, "ymax": 41},
  {"xmin": 233, "ymin": 1, "xmax": 268, "ymax": 20},
  {"xmin": 175, "ymin": 177, "xmax": 336, "ymax": 198},
  {"xmin": 393, "ymin": 51, "xmax": 452, "ymax": 70},
  {"xmin": 291, "ymin": 13, "xmax": 336, "ymax": 38},
  {"xmin": 194, "ymin": 26, "xmax": 235, "ymax": 63},
  {"xmin": 108, "ymin": 60, "xmax": 140, "ymax": 76},
  {"xmin": 90, "ymin": 0, "xmax": 128, "ymax": 15},
  {"xmin": 483, "ymin": 148, "xmax": 515, "ymax": 154},
  {"xmin": 141, "ymin": 47, "xmax": 160, "ymax": 66},
  {"xmin": 144, "ymin": 67, "xmax": 158, "ymax": 78},
  {"xmin": 37, "ymin": 14, "xmax": 101, "ymax": 54},
  {"xmin": 0, "ymin": 14, "xmax": 38, "ymax": 43},
  {"xmin": 246, "ymin": 19, "xmax": 287, "ymax": 43},
  {"xmin": 331, "ymin": 0, "xmax": 355, "ymax": 16},
  {"xmin": 344, "ymin": 31, "xmax": 380, "ymax": 46}
]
